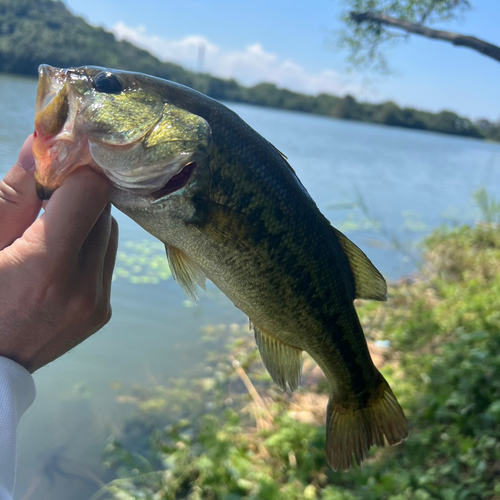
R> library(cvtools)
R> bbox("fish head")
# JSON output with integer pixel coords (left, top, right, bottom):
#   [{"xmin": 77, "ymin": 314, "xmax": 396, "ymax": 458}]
[{"xmin": 33, "ymin": 65, "xmax": 212, "ymax": 214}]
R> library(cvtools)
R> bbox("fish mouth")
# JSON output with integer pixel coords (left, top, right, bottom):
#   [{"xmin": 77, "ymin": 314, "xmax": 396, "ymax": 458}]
[
  {"xmin": 35, "ymin": 65, "xmax": 68, "ymax": 116},
  {"xmin": 150, "ymin": 161, "xmax": 197, "ymax": 202},
  {"xmin": 33, "ymin": 65, "xmax": 91, "ymax": 199}
]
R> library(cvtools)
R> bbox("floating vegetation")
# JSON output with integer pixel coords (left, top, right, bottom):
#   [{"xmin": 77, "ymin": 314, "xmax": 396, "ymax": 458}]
[
  {"xmin": 332, "ymin": 211, "xmax": 380, "ymax": 233},
  {"xmin": 114, "ymin": 240, "xmax": 171, "ymax": 284},
  {"xmin": 400, "ymin": 210, "xmax": 427, "ymax": 233}
]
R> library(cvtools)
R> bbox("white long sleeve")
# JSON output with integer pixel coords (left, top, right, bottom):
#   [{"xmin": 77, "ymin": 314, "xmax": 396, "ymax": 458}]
[{"xmin": 0, "ymin": 357, "xmax": 36, "ymax": 500}]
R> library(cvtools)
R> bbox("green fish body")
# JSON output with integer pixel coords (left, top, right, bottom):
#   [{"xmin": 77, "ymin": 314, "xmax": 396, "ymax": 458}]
[{"xmin": 33, "ymin": 65, "xmax": 408, "ymax": 470}]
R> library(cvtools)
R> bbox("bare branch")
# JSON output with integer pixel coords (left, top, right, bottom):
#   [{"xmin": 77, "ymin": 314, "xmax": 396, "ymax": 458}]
[{"xmin": 350, "ymin": 11, "xmax": 500, "ymax": 63}]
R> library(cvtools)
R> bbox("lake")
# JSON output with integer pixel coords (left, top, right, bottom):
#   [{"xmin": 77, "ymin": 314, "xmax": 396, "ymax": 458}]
[{"xmin": 1, "ymin": 73, "xmax": 500, "ymax": 500}]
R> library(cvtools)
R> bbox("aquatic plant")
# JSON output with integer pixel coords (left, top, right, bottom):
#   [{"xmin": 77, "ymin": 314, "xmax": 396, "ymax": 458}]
[{"xmin": 114, "ymin": 240, "xmax": 171, "ymax": 284}]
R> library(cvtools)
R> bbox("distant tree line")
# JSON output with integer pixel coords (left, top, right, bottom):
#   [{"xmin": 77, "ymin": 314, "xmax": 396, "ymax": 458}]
[{"xmin": 1, "ymin": 0, "xmax": 499, "ymax": 142}]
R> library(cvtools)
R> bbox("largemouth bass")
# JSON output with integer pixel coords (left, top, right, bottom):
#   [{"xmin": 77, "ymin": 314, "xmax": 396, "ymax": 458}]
[{"xmin": 32, "ymin": 65, "xmax": 408, "ymax": 470}]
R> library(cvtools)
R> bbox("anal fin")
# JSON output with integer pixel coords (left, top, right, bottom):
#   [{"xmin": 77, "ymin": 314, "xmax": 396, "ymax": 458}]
[
  {"xmin": 251, "ymin": 321, "xmax": 302, "ymax": 392},
  {"xmin": 165, "ymin": 245, "xmax": 206, "ymax": 302}
]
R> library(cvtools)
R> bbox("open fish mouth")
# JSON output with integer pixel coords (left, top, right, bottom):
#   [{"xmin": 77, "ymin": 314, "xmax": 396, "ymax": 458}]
[{"xmin": 35, "ymin": 65, "xmax": 68, "ymax": 116}]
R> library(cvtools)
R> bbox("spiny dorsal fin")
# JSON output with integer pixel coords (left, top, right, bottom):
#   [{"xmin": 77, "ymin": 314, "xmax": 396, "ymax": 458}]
[
  {"xmin": 269, "ymin": 142, "xmax": 299, "ymax": 176},
  {"xmin": 275, "ymin": 147, "xmax": 288, "ymax": 161},
  {"xmin": 251, "ymin": 321, "xmax": 302, "ymax": 392},
  {"xmin": 333, "ymin": 228, "xmax": 387, "ymax": 301},
  {"xmin": 165, "ymin": 244, "xmax": 206, "ymax": 302}
]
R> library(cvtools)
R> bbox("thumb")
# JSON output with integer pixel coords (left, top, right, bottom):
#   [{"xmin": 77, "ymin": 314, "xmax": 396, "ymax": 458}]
[
  {"xmin": 32, "ymin": 166, "xmax": 111, "ymax": 261},
  {"xmin": 0, "ymin": 135, "xmax": 42, "ymax": 250}
]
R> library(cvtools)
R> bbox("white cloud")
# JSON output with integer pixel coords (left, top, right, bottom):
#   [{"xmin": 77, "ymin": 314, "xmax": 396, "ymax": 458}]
[{"xmin": 112, "ymin": 22, "xmax": 363, "ymax": 97}]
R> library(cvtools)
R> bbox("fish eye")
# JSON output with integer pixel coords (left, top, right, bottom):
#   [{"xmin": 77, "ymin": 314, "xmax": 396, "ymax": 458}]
[{"xmin": 93, "ymin": 72, "xmax": 123, "ymax": 94}]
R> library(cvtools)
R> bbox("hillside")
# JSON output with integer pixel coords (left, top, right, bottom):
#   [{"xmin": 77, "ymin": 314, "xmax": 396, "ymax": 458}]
[{"xmin": 1, "ymin": 0, "xmax": 499, "ymax": 142}]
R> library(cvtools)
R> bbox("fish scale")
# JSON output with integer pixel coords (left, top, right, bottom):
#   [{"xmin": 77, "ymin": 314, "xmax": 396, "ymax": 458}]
[{"xmin": 33, "ymin": 64, "xmax": 409, "ymax": 470}]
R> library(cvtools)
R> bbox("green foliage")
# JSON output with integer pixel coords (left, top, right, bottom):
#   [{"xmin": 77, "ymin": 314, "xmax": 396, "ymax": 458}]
[
  {"xmin": 339, "ymin": 0, "xmax": 472, "ymax": 73},
  {"xmin": 1, "ymin": 0, "xmax": 499, "ymax": 141},
  {"xmin": 336, "ymin": 1, "xmax": 500, "ymax": 139},
  {"xmin": 472, "ymin": 188, "xmax": 500, "ymax": 225},
  {"xmin": 95, "ymin": 202, "xmax": 500, "ymax": 499}
]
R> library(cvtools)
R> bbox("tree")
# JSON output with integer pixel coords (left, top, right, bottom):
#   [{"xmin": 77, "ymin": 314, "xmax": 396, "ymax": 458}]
[{"xmin": 339, "ymin": 0, "xmax": 500, "ymax": 72}]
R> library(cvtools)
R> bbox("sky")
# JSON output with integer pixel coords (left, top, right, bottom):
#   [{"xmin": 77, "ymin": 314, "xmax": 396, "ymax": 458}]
[{"xmin": 63, "ymin": 0, "xmax": 500, "ymax": 120}]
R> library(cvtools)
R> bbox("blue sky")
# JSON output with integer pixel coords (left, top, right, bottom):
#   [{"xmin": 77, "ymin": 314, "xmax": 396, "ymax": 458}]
[{"xmin": 64, "ymin": 0, "xmax": 500, "ymax": 120}]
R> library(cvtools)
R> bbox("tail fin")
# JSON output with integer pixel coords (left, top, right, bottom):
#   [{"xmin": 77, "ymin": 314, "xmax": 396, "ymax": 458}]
[{"xmin": 326, "ymin": 374, "xmax": 408, "ymax": 471}]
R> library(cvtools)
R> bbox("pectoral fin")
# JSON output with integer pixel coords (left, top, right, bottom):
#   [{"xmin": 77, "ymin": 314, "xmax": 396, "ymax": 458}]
[
  {"xmin": 165, "ymin": 245, "xmax": 206, "ymax": 302},
  {"xmin": 333, "ymin": 228, "xmax": 387, "ymax": 301},
  {"xmin": 251, "ymin": 322, "xmax": 302, "ymax": 392}
]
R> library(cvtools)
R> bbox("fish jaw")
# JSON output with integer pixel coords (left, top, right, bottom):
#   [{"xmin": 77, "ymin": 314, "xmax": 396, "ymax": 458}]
[
  {"xmin": 33, "ymin": 136, "xmax": 94, "ymax": 199},
  {"xmin": 33, "ymin": 65, "xmax": 95, "ymax": 199}
]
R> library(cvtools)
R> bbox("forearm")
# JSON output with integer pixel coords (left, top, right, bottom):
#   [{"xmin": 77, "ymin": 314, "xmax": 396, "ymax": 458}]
[{"xmin": 0, "ymin": 357, "xmax": 36, "ymax": 500}]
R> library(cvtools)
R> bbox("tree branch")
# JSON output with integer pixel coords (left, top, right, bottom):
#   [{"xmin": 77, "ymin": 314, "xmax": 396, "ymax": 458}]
[{"xmin": 350, "ymin": 11, "xmax": 500, "ymax": 63}]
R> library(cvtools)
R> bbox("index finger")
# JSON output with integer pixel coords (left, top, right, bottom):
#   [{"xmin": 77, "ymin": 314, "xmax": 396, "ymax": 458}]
[{"xmin": 27, "ymin": 167, "xmax": 111, "ymax": 258}]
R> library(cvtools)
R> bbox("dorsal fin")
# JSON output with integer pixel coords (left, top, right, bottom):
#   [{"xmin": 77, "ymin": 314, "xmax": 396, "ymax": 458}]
[
  {"xmin": 269, "ymin": 142, "xmax": 298, "ymax": 175},
  {"xmin": 251, "ymin": 321, "xmax": 302, "ymax": 392},
  {"xmin": 333, "ymin": 228, "xmax": 387, "ymax": 301},
  {"xmin": 275, "ymin": 147, "xmax": 288, "ymax": 161},
  {"xmin": 165, "ymin": 244, "xmax": 206, "ymax": 302}
]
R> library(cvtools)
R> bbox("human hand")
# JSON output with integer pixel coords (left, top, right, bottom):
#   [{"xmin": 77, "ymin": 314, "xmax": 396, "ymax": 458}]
[{"xmin": 0, "ymin": 135, "xmax": 118, "ymax": 373}]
